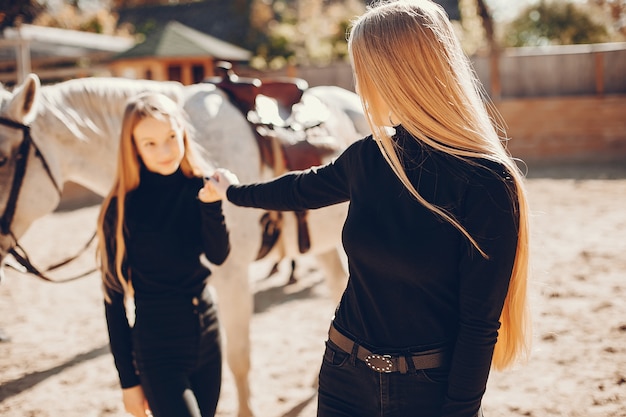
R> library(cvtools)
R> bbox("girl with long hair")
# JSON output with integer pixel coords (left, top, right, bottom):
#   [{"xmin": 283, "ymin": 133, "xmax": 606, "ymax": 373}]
[
  {"xmin": 209, "ymin": 1, "xmax": 530, "ymax": 416},
  {"xmin": 96, "ymin": 92, "xmax": 230, "ymax": 417}
]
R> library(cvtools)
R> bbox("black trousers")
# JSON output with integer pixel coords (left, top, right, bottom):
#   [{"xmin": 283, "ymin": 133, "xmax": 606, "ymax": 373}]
[
  {"xmin": 132, "ymin": 286, "xmax": 222, "ymax": 417},
  {"xmin": 318, "ymin": 338, "xmax": 484, "ymax": 417}
]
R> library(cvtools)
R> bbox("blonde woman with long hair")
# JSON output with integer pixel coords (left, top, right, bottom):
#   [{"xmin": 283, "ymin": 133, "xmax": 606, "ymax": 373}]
[
  {"xmin": 97, "ymin": 93, "xmax": 230, "ymax": 417},
  {"xmin": 208, "ymin": 1, "xmax": 530, "ymax": 416}
]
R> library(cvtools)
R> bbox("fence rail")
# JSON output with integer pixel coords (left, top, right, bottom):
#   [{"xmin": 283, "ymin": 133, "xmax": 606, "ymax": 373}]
[
  {"xmin": 277, "ymin": 42, "xmax": 626, "ymax": 99},
  {"xmin": 473, "ymin": 42, "xmax": 626, "ymax": 98},
  {"xmin": 275, "ymin": 43, "xmax": 626, "ymax": 164}
]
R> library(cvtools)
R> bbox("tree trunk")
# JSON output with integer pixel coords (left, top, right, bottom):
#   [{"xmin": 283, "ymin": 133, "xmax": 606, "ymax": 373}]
[{"xmin": 475, "ymin": 0, "xmax": 501, "ymax": 100}]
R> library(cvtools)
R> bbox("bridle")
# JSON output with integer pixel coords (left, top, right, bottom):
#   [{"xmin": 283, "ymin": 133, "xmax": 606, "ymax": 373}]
[
  {"xmin": 0, "ymin": 115, "xmax": 96, "ymax": 282},
  {"xmin": 0, "ymin": 116, "xmax": 62, "ymax": 232}
]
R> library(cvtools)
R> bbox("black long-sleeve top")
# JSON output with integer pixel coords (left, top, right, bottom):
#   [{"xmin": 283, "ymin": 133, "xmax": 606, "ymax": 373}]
[
  {"xmin": 226, "ymin": 126, "xmax": 519, "ymax": 417},
  {"xmin": 103, "ymin": 167, "xmax": 230, "ymax": 389}
]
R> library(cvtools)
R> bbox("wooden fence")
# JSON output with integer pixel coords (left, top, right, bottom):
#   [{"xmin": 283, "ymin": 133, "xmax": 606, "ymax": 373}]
[
  {"xmin": 272, "ymin": 42, "xmax": 626, "ymax": 165},
  {"xmin": 269, "ymin": 42, "xmax": 626, "ymax": 98},
  {"xmin": 473, "ymin": 42, "xmax": 626, "ymax": 98}
]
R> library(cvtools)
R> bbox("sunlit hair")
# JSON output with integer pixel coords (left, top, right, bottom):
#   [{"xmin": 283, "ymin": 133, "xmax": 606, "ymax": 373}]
[
  {"xmin": 348, "ymin": 0, "xmax": 530, "ymax": 370},
  {"xmin": 96, "ymin": 92, "xmax": 207, "ymax": 302}
]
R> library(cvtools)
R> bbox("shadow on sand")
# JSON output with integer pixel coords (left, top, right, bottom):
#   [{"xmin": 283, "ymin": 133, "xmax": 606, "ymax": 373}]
[
  {"xmin": 253, "ymin": 275, "xmax": 325, "ymax": 314},
  {"xmin": 280, "ymin": 391, "xmax": 317, "ymax": 417},
  {"xmin": 0, "ymin": 344, "xmax": 110, "ymax": 402}
]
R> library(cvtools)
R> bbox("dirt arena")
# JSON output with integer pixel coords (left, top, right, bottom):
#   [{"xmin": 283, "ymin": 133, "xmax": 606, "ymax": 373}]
[{"xmin": 1, "ymin": 163, "xmax": 625, "ymax": 417}]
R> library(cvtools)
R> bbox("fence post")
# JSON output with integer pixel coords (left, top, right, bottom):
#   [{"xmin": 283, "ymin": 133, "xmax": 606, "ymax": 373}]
[
  {"xmin": 489, "ymin": 51, "xmax": 501, "ymax": 101},
  {"xmin": 593, "ymin": 51, "xmax": 604, "ymax": 97}
]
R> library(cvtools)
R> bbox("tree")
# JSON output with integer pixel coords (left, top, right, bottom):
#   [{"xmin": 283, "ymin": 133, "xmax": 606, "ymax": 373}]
[
  {"xmin": 503, "ymin": 1, "xmax": 616, "ymax": 47},
  {"xmin": 475, "ymin": 0, "xmax": 496, "ymax": 51},
  {"xmin": 0, "ymin": 0, "xmax": 44, "ymax": 31},
  {"xmin": 587, "ymin": 0, "xmax": 626, "ymax": 37},
  {"xmin": 249, "ymin": 0, "xmax": 365, "ymax": 70},
  {"xmin": 112, "ymin": 0, "xmax": 196, "ymax": 7},
  {"xmin": 31, "ymin": 1, "xmax": 132, "ymax": 36},
  {"xmin": 445, "ymin": 0, "xmax": 502, "ymax": 56}
]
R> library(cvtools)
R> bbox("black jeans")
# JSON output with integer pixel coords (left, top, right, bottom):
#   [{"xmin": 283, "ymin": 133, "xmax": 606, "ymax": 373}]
[
  {"xmin": 132, "ymin": 286, "xmax": 222, "ymax": 417},
  {"xmin": 317, "ymin": 339, "xmax": 484, "ymax": 417}
]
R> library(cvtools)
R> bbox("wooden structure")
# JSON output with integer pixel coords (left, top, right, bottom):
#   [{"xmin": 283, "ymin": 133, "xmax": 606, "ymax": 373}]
[
  {"xmin": 0, "ymin": 24, "xmax": 134, "ymax": 85},
  {"xmin": 108, "ymin": 21, "xmax": 251, "ymax": 85}
]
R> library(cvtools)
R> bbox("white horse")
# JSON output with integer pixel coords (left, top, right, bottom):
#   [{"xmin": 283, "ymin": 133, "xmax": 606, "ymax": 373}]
[{"xmin": 0, "ymin": 74, "xmax": 367, "ymax": 417}]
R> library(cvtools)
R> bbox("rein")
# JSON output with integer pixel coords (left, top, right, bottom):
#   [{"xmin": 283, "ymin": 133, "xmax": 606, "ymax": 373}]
[{"xmin": 0, "ymin": 116, "xmax": 97, "ymax": 283}]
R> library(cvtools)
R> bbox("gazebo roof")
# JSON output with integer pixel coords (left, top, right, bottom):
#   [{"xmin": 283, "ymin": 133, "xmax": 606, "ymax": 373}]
[{"xmin": 113, "ymin": 20, "xmax": 251, "ymax": 61}]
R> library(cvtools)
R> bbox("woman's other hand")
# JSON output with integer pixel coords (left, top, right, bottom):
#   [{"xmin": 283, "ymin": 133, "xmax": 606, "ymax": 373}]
[
  {"xmin": 198, "ymin": 176, "xmax": 223, "ymax": 203},
  {"xmin": 205, "ymin": 168, "xmax": 240, "ymax": 200},
  {"xmin": 122, "ymin": 385, "xmax": 151, "ymax": 417}
]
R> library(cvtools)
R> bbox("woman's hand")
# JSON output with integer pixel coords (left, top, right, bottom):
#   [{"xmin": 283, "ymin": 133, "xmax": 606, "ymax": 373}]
[
  {"xmin": 198, "ymin": 177, "xmax": 223, "ymax": 203},
  {"xmin": 204, "ymin": 168, "xmax": 240, "ymax": 201},
  {"xmin": 122, "ymin": 385, "xmax": 151, "ymax": 417}
]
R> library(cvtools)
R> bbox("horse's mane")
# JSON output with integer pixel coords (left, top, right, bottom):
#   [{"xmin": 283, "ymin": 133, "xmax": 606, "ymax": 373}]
[{"xmin": 39, "ymin": 77, "xmax": 186, "ymax": 143}]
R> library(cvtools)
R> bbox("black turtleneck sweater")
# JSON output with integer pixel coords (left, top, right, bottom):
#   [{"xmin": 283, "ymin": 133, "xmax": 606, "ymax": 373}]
[
  {"xmin": 103, "ymin": 167, "xmax": 230, "ymax": 388},
  {"xmin": 226, "ymin": 126, "xmax": 519, "ymax": 417}
]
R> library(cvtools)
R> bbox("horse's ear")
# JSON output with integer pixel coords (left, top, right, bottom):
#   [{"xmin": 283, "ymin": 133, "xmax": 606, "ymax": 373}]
[{"xmin": 9, "ymin": 73, "xmax": 41, "ymax": 125}]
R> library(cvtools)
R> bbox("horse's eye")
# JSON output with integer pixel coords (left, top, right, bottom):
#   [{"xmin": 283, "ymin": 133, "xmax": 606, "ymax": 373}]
[{"xmin": 0, "ymin": 155, "xmax": 7, "ymax": 167}]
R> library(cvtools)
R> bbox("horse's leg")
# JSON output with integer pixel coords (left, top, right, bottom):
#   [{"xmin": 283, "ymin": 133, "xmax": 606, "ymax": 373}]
[
  {"xmin": 266, "ymin": 261, "xmax": 280, "ymax": 278},
  {"xmin": 212, "ymin": 265, "xmax": 255, "ymax": 417},
  {"xmin": 315, "ymin": 248, "xmax": 348, "ymax": 308},
  {"xmin": 305, "ymin": 247, "xmax": 347, "ymax": 390},
  {"xmin": 261, "ymin": 234, "xmax": 298, "ymax": 285},
  {"xmin": 286, "ymin": 259, "xmax": 297, "ymax": 285},
  {"xmin": 0, "ymin": 328, "xmax": 10, "ymax": 342},
  {"xmin": 265, "ymin": 258, "xmax": 297, "ymax": 284}
]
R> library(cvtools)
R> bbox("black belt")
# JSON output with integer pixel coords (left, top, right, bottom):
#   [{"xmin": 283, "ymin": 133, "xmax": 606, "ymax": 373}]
[{"xmin": 328, "ymin": 323, "xmax": 447, "ymax": 374}]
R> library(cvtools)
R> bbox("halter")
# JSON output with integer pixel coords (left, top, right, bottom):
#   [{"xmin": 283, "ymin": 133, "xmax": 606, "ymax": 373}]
[
  {"xmin": 0, "ymin": 115, "xmax": 95, "ymax": 282},
  {"xmin": 0, "ymin": 116, "xmax": 62, "ymax": 234}
]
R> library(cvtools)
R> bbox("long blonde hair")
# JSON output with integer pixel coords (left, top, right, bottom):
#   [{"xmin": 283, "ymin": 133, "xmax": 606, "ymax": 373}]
[
  {"xmin": 348, "ymin": 0, "xmax": 530, "ymax": 370},
  {"xmin": 96, "ymin": 92, "xmax": 207, "ymax": 302}
]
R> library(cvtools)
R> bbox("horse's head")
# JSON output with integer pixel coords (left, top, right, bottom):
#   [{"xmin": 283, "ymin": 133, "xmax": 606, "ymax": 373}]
[{"xmin": 0, "ymin": 74, "xmax": 62, "ymax": 278}]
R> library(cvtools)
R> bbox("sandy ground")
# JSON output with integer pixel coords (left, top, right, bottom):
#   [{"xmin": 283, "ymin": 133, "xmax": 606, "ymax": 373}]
[{"xmin": 1, "ymin": 164, "xmax": 625, "ymax": 417}]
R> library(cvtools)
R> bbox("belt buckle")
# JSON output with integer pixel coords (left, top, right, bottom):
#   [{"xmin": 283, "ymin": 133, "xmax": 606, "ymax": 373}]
[{"xmin": 364, "ymin": 354, "xmax": 393, "ymax": 373}]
